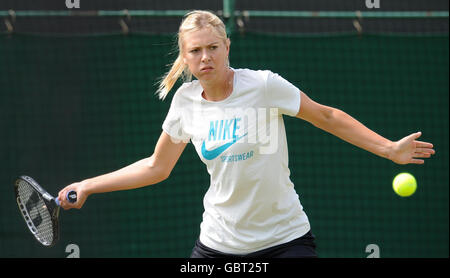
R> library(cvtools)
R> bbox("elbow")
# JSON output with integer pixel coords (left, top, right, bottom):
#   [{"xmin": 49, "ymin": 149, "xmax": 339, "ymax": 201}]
[
  {"xmin": 313, "ymin": 105, "xmax": 337, "ymax": 128},
  {"xmin": 322, "ymin": 107, "xmax": 335, "ymax": 122},
  {"xmin": 146, "ymin": 155, "xmax": 171, "ymax": 183},
  {"xmin": 159, "ymin": 169, "xmax": 171, "ymax": 182},
  {"xmin": 149, "ymin": 164, "xmax": 171, "ymax": 184}
]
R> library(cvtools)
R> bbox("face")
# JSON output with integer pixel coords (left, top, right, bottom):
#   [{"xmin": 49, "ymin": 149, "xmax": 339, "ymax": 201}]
[{"xmin": 182, "ymin": 27, "xmax": 230, "ymax": 82}]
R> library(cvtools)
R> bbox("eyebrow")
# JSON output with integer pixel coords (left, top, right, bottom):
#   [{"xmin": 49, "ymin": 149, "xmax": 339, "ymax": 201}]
[{"xmin": 188, "ymin": 42, "xmax": 220, "ymax": 49}]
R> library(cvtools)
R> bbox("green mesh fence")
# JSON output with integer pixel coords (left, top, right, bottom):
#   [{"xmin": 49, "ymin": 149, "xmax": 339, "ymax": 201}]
[{"xmin": 0, "ymin": 32, "xmax": 448, "ymax": 257}]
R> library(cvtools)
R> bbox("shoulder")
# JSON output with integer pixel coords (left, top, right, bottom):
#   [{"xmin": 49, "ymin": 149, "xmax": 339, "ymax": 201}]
[
  {"xmin": 175, "ymin": 80, "xmax": 201, "ymax": 96},
  {"xmin": 170, "ymin": 80, "xmax": 201, "ymax": 104},
  {"xmin": 234, "ymin": 68, "xmax": 274, "ymax": 83},
  {"xmin": 233, "ymin": 68, "xmax": 277, "ymax": 95}
]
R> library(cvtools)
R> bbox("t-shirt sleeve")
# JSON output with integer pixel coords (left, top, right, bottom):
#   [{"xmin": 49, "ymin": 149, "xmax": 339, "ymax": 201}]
[
  {"xmin": 265, "ymin": 71, "xmax": 301, "ymax": 117},
  {"xmin": 162, "ymin": 91, "xmax": 191, "ymax": 143}
]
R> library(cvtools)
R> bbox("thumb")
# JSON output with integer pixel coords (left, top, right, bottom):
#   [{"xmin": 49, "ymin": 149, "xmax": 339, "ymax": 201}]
[{"xmin": 408, "ymin": 131, "xmax": 422, "ymax": 141}]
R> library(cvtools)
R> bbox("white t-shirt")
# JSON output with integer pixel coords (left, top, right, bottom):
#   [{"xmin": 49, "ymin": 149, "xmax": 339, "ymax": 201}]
[{"xmin": 162, "ymin": 68, "xmax": 310, "ymax": 254}]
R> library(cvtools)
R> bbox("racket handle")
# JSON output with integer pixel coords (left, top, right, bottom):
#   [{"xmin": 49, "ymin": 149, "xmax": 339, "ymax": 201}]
[{"xmin": 55, "ymin": 190, "xmax": 77, "ymax": 206}]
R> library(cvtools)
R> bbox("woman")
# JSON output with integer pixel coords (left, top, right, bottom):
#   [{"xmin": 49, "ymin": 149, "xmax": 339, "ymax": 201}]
[{"xmin": 58, "ymin": 10, "xmax": 435, "ymax": 258}]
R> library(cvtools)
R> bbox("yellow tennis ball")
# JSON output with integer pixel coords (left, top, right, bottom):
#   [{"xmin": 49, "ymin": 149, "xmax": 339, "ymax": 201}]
[{"xmin": 393, "ymin": 173, "xmax": 417, "ymax": 197}]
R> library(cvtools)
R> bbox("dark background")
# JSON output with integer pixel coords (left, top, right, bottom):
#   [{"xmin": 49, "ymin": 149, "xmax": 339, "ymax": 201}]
[{"xmin": 0, "ymin": 1, "xmax": 448, "ymax": 258}]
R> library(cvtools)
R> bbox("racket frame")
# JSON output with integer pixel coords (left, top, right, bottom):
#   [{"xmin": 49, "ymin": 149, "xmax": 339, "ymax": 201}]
[{"xmin": 14, "ymin": 175, "xmax": 60, "ymax": 247}]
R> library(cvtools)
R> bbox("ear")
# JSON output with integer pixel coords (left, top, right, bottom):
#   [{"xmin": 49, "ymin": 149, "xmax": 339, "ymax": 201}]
[{"xmin": 226, "ymin": 38, "xmax": 231, "ymax": 56}]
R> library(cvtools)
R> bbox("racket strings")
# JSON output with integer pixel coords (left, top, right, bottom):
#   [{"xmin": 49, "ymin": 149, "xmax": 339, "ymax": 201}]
[{"xmin": 16, "ymin": 180, "xmax": 54, "ymax": 246}]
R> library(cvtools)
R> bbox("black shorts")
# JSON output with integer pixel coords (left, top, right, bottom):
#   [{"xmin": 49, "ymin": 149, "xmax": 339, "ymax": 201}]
[{"xmin": 190, "ymin": 230, "xmax": 317, "ymax": 258}]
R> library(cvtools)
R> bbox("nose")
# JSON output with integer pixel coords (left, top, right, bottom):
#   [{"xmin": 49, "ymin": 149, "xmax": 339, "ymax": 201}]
[{"xmin": 201, "ymin": 49, "xmax": 211, "ymax": 63}]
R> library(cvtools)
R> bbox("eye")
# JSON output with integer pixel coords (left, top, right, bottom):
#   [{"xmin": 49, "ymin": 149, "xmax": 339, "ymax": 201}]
[
  {"xmin": 210, "ymin": 45, "xmax": 218, "ymax": 50},
  {"xmin": 190, "ymin": 48, "xmax": 199, "ymax": 53}
]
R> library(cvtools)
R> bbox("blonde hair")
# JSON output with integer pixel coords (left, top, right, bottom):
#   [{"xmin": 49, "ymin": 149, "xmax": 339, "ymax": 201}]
[{"xmin": 157, "ymin": 10, "xmax": 228, "ymax": 100}]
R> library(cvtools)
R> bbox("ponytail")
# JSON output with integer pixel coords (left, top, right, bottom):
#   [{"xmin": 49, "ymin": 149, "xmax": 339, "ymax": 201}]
[{"xmin": 157, "ymin": 55, "xmax": 191, "ymax": 100}]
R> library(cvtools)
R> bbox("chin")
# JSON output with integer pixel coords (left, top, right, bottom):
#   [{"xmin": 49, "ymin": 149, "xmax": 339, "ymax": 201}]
[{"xmin": 197, "ymin": 71, "xmax": 215, "ymax": 80}]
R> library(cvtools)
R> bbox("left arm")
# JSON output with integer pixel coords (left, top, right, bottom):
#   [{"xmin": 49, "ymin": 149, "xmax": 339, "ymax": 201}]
[{"xmin": 296, "ymin": 91, "xmax": 435, "ymax": 164}]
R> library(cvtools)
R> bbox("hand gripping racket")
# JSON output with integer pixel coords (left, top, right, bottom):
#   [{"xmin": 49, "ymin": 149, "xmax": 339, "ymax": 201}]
[{"xmin": 14, "ymin": 175, "xmax": 77, "ymax": 247}]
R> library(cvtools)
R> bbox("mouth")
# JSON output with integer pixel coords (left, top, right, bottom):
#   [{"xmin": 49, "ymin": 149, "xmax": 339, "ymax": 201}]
[{"xmin": 200, "ymin": 66, "xmax": 214, "ymax": 72}]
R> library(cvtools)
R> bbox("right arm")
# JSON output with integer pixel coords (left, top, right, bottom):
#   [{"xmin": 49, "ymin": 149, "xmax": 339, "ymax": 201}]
[{"xmin": 58, "ymin": 131, "xmax": 187, "ymax": 209}]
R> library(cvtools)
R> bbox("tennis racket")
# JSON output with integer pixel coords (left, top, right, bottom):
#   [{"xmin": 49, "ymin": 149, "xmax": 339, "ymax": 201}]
[{"xmin": 14, "ymin": 175, "xmax": 77, "ymax": 247}]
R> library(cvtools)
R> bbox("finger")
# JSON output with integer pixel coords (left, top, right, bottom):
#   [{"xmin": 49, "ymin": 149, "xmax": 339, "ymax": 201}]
[
  {"xmin": 415, "ymin": 141, "xmax": 433, "ymax": 148},
  {"xmin": 410, "ymin": 158, "xmax": 425, "ymax": 164},
  {"xmin": 412, "ymin": 131, "xmax": 422, "ymax": 139},
  {"xmin": 415, "ymin": 148, "xmax": 435, "ymax": 154},
  {"xmin": 59, "ymin": 190, "xmax": 70, "ymax": 209},
  {"xmin": 57, "ymin": 191, "xmax": 65, "ymax": 207},
  {"xmin": 58, "ymin": 195, "xmax": 66, "ymax": 209},
  {"xmin": 58, "ymin": 190, "xmax": 64, "ymax": 201},
  {"xmin": 62, "ymin": 201, "xmax": 72, "ymax": 210},
  {"xmin": 414, "ymin": 152, "xmax": 432, "ymax": 158}
]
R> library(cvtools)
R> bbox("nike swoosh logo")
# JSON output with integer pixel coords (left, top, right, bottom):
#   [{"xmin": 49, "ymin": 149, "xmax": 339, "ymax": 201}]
[{"xmin": 201, "ymin": 133, "xmax": 248, "ymax": 160}]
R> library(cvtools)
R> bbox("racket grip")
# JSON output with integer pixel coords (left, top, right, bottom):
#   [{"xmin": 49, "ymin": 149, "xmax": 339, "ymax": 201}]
[{"xmin": 55, "ymin": 190, "xmax": 77, "ymax": 206}]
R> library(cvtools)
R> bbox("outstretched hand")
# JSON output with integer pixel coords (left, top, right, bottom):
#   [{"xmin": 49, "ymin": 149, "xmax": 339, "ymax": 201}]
[
  {"xmin": 390, "ymin": 132, "xmax": 435, "ymax": 165},
  {"xmin": 58, "ymin": 181, "xmax": 89, "ymax": 210}
]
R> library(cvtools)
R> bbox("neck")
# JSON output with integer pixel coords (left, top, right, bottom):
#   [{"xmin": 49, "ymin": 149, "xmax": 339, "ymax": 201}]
[{"xmin": 200, "ymin": 68, "xmax": 234, "ymax": 102}]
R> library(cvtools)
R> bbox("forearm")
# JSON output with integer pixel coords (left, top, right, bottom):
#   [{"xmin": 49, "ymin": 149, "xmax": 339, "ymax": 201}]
[
  {"xmin": 316, "ymin": 107, "xmax": 394, "ymax": 160},
  {"xmin": 82, "ymin": 156, "xmax": 168, "ymax": 195}
]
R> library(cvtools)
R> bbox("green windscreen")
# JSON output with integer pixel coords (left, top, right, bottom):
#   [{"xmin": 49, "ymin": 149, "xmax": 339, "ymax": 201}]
[{"xmin": 0, "ymin": 32, "xmax": 448, "ymax": 257}]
